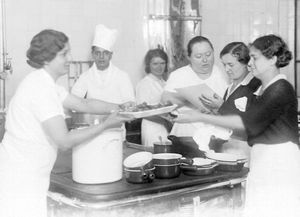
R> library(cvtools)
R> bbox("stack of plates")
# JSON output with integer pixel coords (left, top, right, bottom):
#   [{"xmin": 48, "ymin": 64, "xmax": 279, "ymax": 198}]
[
  {"xmin": 180, "ymin": 157, "xmax": 217, "ymax": 176},
  {"xmin": 205, "ymin": 152, "xmax": 247, "ymax": 172}
]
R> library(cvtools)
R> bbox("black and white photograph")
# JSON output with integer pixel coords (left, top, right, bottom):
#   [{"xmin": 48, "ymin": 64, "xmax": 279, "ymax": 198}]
[{"xmin": 0, "ymin": 0, "xmax": 299, "ymax": 216}]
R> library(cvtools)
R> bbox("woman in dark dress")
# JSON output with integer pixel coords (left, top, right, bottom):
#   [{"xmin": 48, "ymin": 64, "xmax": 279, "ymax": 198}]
[
  {"xmin": 200, "ymin": 42, "xmax": 261, "ymax": 116},
  {"xmin": 200, "ymin": 42, "xmax": 261, "ymax": 158},
  {"xmin": 174, "ymin": 35, "xmax": 300, "ymax": 217}
]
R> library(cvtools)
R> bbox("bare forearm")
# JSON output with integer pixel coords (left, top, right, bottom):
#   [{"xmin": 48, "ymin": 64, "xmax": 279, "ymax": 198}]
[
  {"xmin": 60, "ymin": 124, "xmax": 109, "ymax": 150},
  {"xmin": 200, "ymin": 113, "xmax": 245, "ymax": 131},
  {"xmin": 161, "ymin": 91, "xmax": 186, "ymax": 106},
  {"xmin": 64, "ymin": 94, "xmax": 119, "ymax": 115},
  {"xmin": 77, "ymin": 98, "xmax": 118, "ymax": 114}
]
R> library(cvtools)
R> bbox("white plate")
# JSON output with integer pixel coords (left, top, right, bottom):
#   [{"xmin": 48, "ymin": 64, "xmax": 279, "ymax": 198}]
[
  {"xmin": 205, "ymin": 152, "xmax": 247, "ymax": 163},
  {"xmin": 119, "ymin": 104, "xmax": 177, "ymax": 119},
  {"xmin": 192, "ymin": 157, "xmax": 216, "ymax": 166}
]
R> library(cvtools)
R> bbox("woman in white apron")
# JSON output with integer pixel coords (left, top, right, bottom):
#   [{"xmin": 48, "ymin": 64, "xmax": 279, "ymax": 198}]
[
  {"xmin": 174, "ymin": 34, "xmax": 300, "ymax": 217},
  {"xmin": 161, "ymin": 36, "xmax": 229, "ymax": 137},
  {"xmin": 0, "ymin": 29, "xmax": 133, "ymax": 217},
  {"xmin": 136, "ymin": 48, "xmax": 170, "ymax": 147}
]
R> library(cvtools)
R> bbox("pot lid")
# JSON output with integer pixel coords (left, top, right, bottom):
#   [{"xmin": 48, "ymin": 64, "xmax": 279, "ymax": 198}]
[
  {"xmin": 123, "ymin": 151, "xmax": 152, "ymax": 167},
  {"xmin": 192, "ymin": 157, "xmax": 216, "ymax": 167}
]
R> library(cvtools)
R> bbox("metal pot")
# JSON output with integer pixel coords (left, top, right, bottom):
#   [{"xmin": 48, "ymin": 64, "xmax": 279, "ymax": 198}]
[
  {"xmin": 123, "ymin": 152, "xmax": 155, "ymax": 183},
  {"xmin": 180, "ymin": 164, "xmax": 217, "ymax": 176},
  {"xmin": 124, "ymin": 167, "xmax": 155, "ymax": 184},
  {"xmin": 152, "ymin": 153, "xmax": 192, "ymax": 179},
  {"xmin": 216, "ymin": 160, "xmax": 246, "ymax": 172},
  {"xmin": 153, "ymin": 141, "xmax": 174, "ymax": 154}
]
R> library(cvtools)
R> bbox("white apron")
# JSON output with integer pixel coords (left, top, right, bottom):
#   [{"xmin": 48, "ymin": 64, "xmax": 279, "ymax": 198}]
[
  {"xmin": 244, "ymin": 142, "xmax": 300, "ymax": 217},
  {"xmin": 0, "ymin": 69, "xmax": 67, "ymax": 217},
  {"xmin": 136, "ymin": 74, "xmax": 168, "ymax": 147},
  {"xmin": 0, "ymin": 145, "xmax": 51, "ymax": 217}
]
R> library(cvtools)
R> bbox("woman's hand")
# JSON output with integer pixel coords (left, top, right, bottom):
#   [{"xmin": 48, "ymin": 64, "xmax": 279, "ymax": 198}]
[
  {"xmin": 102, "ymin": 112, "xmax": 135, "ymax": 129},
  {"xmin": 173, "ymin": 109, "xmax": 203, "ymax": 123},
  {"xmin": 199, "ymin": 93, "xmax": 223, "ymax": 110}
]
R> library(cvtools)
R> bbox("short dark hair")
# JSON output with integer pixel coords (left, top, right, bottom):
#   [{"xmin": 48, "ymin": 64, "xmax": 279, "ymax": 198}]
[
  {"xmin": 26, "ymin": 29, "xmax": 69, "ymax": 69},
  {"xmin": 144, "ymin": 48, "xmax": 168, "ymax": 74},
  {"xmin": 220, "ymin": 42, "xmax": 250, "ymax": 65},
  {"xmin": 187, "ymin": 36, "xmax": 214, "ymax": 57},
  {"xmin": 250, "ymin": 34, "xmax": 292, "ymax": 68}
]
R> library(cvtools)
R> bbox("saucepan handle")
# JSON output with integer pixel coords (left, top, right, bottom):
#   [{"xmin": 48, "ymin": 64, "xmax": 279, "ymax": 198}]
[{"xmin": 179, "ymin": 158, "xmax": 193, "ymax": 165}]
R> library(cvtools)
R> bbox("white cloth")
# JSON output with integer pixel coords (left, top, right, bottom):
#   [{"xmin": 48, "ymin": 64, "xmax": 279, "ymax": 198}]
[
  {"xmin": 136, "ymin": 74, "xmax": 168, "ymax": 147},
  {"xmin": 92, "ymin": 24, "xmax": 118, "ymax": 52},
  {"xmin": 164, "ymin": 64, "xmax": 229, "ymax": 136},
  {"xmin": 244, "ymin": 142, "xmax": 300, "ymax": 217},
  {"xmin": 0, "ymin": 69, "xmax": 68, "ymax": 217},
  {"xmin": 193, "ymin": 124, "xmax": 232, "ymax": 151}
]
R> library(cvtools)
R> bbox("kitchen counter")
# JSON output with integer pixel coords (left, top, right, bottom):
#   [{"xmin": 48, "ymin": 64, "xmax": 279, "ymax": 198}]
[{"xmin": 48, "ymin": 142, "xmax": 248, "ymax": 217}]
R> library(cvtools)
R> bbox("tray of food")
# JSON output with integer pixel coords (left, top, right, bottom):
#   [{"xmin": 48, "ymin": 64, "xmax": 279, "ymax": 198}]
[{"xmin": 119, "ymin": 102, "xmax": 177, "ymax": 118}]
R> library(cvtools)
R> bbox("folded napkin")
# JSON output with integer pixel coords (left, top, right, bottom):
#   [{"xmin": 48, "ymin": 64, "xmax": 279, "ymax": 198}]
[{"xmin": 193, "ymin": 124, "xmax": 232, "ymax": 152}]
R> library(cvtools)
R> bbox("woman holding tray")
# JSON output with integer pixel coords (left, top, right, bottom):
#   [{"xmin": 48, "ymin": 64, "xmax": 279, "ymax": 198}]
[
  {"xmin": 0, "ymin": 29, "xmax": 133, "ymax": 217},
  {"xmin": 173, "ymin": 34, "xmax": 300, "ymax": 217}
]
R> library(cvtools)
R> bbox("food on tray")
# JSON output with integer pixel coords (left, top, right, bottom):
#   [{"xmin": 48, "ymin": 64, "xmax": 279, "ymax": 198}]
[
  {"xmin": 119, "ymin": 102, "xmax": 177, "ymax": 119},
  {"xmin": 119, "ymin": 102, "xmax": 173, "ymax": 112}
]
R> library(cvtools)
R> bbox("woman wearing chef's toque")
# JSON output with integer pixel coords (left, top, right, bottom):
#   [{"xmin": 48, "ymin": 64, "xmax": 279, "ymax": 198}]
[
  {"xmin": 161, "ymin": 35, "xmax": 229, "ymax": 137},
  {"xmin": 136, "ymin": 48, "xmax": 171, "ymax": 147},
  {"xmin": 0, "ymin": 29, "xmax": 133, "ymax": 217},
  {"xmin": 174, "ymin": 35, "xmax": 300, "ymax": 217},
  {"xmin": 199, "ymin": 42, "xmax": 261, "ymax": 160}
]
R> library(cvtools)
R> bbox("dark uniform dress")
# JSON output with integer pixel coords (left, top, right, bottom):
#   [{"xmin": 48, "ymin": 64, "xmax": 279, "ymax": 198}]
[
  {"xmin": 241, "ymin": 77, "xmax": 300, "ymax": 217},
  {"xmin": 212, "ymin": 76, "xmax": 261, "ymax": 156},
  {"xmin": 218, "ymin": 77, "xmax": 261, "ymax": 116}
]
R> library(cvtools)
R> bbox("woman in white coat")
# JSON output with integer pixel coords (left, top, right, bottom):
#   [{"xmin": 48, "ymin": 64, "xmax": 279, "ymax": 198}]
[
  {"xmin": 0, "ymin": 29, "xmax": 133, "ymax": 217},
  {"xmin": 136, "ymin": 48, "xmax": 171, "ymax": 146}
]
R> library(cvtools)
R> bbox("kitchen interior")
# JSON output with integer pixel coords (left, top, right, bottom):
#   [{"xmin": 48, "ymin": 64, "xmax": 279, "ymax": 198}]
[{"xmin": 0, "ymin": 0, "xmax": 299, "ymax": 216}]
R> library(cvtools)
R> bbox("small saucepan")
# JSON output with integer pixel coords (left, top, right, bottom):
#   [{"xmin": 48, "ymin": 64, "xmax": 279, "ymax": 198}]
[
  {"xmin": 124, "ymin": 167, "xmax": 155, "ymax": 184},
  {"xmin": 153, "ymin": 140, "xmax": 174, "ymax": 154},
  {"xmin": 153, "ymin": 153, "xmax": 192, "ymax": 179},
  {"xmin": 123, "ymin": 152, "xmax": 155, "ymax": 183}
]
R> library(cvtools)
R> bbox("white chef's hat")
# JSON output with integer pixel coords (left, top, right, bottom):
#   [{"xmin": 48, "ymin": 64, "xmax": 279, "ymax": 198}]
[{"xmin": 92, "ymin": 24, "xmax": 118, "ymax": 52}]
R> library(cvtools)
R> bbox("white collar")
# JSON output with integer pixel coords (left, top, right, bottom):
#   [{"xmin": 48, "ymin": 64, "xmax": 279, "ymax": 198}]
[
  {"xmin": 254, "ymin": 74, "xmax": 286, "ymax": 96},
  {"xmin": 148, "ymin": 73, "xmax": 164, "ymax": 82},
  {"xmin": 226, "ymin": 73, "xmax": 254, "ymax": 97}
]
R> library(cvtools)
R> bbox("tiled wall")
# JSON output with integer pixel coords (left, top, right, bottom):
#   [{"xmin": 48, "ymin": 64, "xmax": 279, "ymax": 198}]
[
  {"xmin": 4, "ymin": 0, "xmax": 148, "ymax": 102},
  {"xmin": 3, "ymin": 0, "xmax": 295, "ymax": 104},
  {"xmin": 202, "ymin": 0, "xmax": 295, "ymax": 83}
]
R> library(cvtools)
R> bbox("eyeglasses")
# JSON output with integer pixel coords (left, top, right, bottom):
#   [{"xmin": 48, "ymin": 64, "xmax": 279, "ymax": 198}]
[{"xmin": 92, "ymin": 50, "xmax": 112, "ymax": 58}]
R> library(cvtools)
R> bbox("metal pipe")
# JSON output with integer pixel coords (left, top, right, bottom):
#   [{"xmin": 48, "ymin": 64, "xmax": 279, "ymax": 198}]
[{"xmin": 0, "ymin": 0, "xmax": 7, "ymax": 110}]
